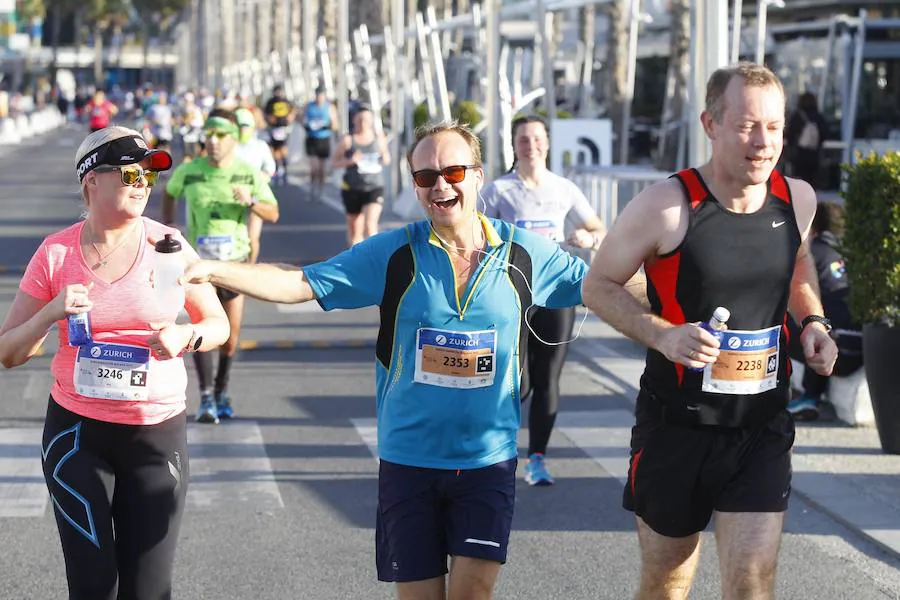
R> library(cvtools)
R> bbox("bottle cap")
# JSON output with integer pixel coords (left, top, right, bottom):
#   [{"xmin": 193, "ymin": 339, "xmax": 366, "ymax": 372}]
[
  {"xmin": 712, "ymin": 306, "xmax": 731, "ymax": 323},
  {"xmin": 155, "ymin": 233, "xmax": 182, "ymax": 254}
]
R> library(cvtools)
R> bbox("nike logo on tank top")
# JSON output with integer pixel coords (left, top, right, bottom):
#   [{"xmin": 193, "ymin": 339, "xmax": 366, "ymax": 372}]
[{"xmin": 642, "ymin": 168, "xmax": 801, "ymax": 424}]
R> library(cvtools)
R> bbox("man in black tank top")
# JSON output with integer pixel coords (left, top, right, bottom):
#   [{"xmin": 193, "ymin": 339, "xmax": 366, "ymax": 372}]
[{"xmin": 582, "ymin": 64, "xmax": 837, "ymax": 599}]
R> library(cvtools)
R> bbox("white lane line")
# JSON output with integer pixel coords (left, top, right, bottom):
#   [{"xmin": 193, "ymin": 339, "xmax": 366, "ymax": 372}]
[
  {"xmin": 556, "ymin": 409, "xmax": 634, "ymax": 484},
  {"xmin": 351, "ymin": 418, "xmax": 379, "ymax": 462},
  {"xmin": 186, "ymin": 421, "xmax": 285, "ymax": 510},
  {"xmin": 0, "ymin": 428, "xmax": 48, "ymax": 518},
  {"xmin": 352, "ymin": 411, "xmax": 634, "ymax": 483}
]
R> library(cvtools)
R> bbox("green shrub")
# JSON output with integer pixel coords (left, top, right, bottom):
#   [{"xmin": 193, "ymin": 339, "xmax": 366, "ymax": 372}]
[
  {"xmin": 840, "ymin": 151, "xmax": 900, "ymax": 326},
  {"xmin": 452, "ymin": 100, "xmax": 482, "ymax": 128},
  {"xmin": 530, "ymin": 108, "xmax": 573, "ymax": 119},
  {"xmin": 413, "ymin": 102, "xmax": 430, "ymax": 130}
]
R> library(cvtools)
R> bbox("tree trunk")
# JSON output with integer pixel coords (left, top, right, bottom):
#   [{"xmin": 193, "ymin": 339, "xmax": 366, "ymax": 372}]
[
  {"xmin": 654, "ymin": 0, "xmax": 690, "ymax": 171},
  {"xmin": 290, "ymin": 0, "xmax": 301, "ymax": 49},
  {"xmin": 74, "ymin": 8, "xmax": 84, "ymax": 78},
  {"xmin": 605, "ymin": 0, "xmax": 628, "ymax": 155},
  {"xmin": 272, "ymin": 0, "xmax": 285, "ymax": 60},
  {"xmin": 141, "ymin": 21, "xmax": 151, "ymax": 85},
  {"xmin": 578, "ymin": 4, "xmax": 596, "ymax": 116},
  {"xmin": 49, "ymin": 7, "xmax": 63, "ymax": 88},
  {"xmin": 321, "ymin": 0, "xmax": 337, "ymax": 70},
  {"xmin": 93, "ymin": 22, "xmax": 105, "ymax": 89},
  {"xmin": 256, "ymin": 0, "xmax": 272, "ymax": 59}
]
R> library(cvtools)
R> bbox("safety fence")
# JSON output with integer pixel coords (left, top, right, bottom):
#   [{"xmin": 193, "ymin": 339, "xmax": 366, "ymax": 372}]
[{"xmin": 565, "ymin": 165, "xmax": 670, "ymax": 226}]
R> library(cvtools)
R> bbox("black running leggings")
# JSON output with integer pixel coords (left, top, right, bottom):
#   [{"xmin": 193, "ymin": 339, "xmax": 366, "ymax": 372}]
[
  {"xmin": 520, "ymin": 306, "xmax": 576, "ymax": 456},
  {"xmin": 42, "ymin": 398, "xmax": 189, "ymax": 600}
]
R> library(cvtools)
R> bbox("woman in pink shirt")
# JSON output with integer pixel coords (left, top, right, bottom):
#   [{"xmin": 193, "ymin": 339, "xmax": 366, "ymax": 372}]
[{"xmin": 0, "ymin": 126, "xmax": 229, "ymax": 599}]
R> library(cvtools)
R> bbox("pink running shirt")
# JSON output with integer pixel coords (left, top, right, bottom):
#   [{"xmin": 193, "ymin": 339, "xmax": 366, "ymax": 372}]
[{"xmin": 20, "ymin": 217, "xmax": 197, "ymax": 425}]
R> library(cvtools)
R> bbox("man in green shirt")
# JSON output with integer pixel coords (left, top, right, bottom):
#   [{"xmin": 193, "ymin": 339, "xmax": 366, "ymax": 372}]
[{"xmin": 162, "ymin": 108, "xmax": 280, "ymax": 423}]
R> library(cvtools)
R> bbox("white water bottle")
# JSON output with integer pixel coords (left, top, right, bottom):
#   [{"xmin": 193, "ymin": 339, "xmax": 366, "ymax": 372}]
[
  {"xmin": 154, "ymin": 234, "xmax": 185, "ymax": 313},
  {"xmin": 704, "ymin": 307, "xmax": 731, "ymax": 338},
  {"xmin": 689, "ymin": 306, "xmax": 731, "ymax": 372}
]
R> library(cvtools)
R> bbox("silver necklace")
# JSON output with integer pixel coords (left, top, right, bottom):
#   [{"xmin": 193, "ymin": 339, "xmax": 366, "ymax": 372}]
[{"xmin": 87, "ymin": 221, "xmax": 140, "ymax": 269}]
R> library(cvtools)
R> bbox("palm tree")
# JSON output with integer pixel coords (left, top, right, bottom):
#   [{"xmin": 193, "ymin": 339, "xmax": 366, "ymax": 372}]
[
  {"xmin": 86, "ymin": 0, "xmax": 129, "ymax": 88},
  {"xmin": 272, "ymin": 0, "xmax": 285, "ymax": 59},
  {"xmin": 604, "ymin": 0, "xmax": 628, "ymax": 160},
  {"xmin": 132, "ymin": 0, "xmax": 190, "ymax": 85},
  {"xmin": 42, "ymin": 0, "xmax": 73, "ymax": 87},
  {"xmin": 578, "ymin": 3, "xmax": 596, "ymax": 116},
  {"xmin": 655, "ymin": 0, "xmax": 689, "ymax": 171}
]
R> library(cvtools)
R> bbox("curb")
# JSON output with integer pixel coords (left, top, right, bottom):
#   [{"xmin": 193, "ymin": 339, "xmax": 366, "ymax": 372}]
[
  {"xmin": 789, "ymin": 485, "xmax": 900, "ymax": 561},
  {"xmin": 32, "ymin": 338, "xmax": 376, "ymax": 358}
]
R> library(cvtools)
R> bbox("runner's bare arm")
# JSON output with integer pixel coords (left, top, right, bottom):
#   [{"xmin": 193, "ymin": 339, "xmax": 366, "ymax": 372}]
[
  {"xmin": 785, "ymin": 177, "xmax": 825, "ymax": 322},
  {"xmin": 327, "ymin": 105, "xmax": 338, "ymax": 133},
  {"xmin": 0, "ymin": 292, "xmax": 57, "ymax": 368},
  {"xmin": 785, "ymin": 177, "xmax": 837, "ymax": 374},
  {"xmin": 330, "ymin": 135, "xmax": 355, "ymax": 169},
  {"xmin": 569, "ymin": 215, "xmax": 607, "ymax": 249},
  {"xmin": 379, "ymin": 134, "xmax": 392, "ymax": 166},
  {"xmin": 183, "ymin": 260, "xmax": 317, "ymax": 304},
  {"xmin": 249, "ymin": 200, "xmax": 279, "ymax": 223},
  {"xmin": 583, "ymin": 179, "xmax": 689, "ymax": 350}
]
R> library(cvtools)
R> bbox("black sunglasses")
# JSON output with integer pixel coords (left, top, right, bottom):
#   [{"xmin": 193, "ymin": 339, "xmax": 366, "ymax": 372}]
[{"xmin": 412, "ymin": 165, "xmax": 478, "ymax": 188}]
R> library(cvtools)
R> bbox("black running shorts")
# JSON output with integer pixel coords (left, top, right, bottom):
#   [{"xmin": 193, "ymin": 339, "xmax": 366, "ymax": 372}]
[
  {"xmin": 341, "ymin": 187, "xmax": 384, "ymax": 215},
  {"xmin": 623, "ymin": 388, "xmax": 795, "ymax": 538},
  {"xmin": 305, "ymin": 136, "xmax": 331, "ymax": 159}
]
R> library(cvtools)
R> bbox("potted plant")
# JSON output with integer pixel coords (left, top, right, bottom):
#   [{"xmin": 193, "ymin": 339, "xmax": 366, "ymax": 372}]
[{"xmin": 840, "ymin": 151, "xmax": 900, "ymax": 454}]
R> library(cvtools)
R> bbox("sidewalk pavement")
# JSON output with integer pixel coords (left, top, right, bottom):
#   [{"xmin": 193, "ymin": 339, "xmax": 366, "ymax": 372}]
[{"xmin": 280, "ymin": 160, "xmax": 900, "ymax": 560}]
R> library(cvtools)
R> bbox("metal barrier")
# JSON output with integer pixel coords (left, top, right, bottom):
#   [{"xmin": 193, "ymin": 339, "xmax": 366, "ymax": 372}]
[{"xmin": 565, "ymin": 165, "xmax": 670, "ymax": 226}]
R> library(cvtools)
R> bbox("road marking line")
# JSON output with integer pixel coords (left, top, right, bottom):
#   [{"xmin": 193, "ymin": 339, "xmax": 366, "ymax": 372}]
[
  {"xmin": 185, "ymin": 422, "xmax": 285, "ymax": 510},
  {"xmin": 0, "ymin": 423, "xmax": 285, "ymax": 518},
  {"xmin": 351, "ymin": 418, "xmax": 379, "ymax": 461},
  {"xmin": 0, "ymin": 428, "xmax": 48, "ymax": 517},
  {"xmin": 556, "ymin": 410, "xmax": 634, "ymax": 484},
  {"xmin": 351, "ymin": 410, "xmax": 634, "ymax": 483}
]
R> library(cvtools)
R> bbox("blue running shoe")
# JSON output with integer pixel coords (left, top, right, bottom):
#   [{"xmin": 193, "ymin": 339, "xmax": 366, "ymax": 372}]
[
  {"xmin": 196, "ymin": 393, "xmax": 219, "ymax": 424},
  {"xmin": 216, "ymin": 392, "xmax": 234, "ymax": 419},
  {"xmin": 524, "ymin": 453, "xmax": 554, "ymax": 486},
  {"xmin": 787, "ymin": 396, "xmax": 819, "ymax": 421}
]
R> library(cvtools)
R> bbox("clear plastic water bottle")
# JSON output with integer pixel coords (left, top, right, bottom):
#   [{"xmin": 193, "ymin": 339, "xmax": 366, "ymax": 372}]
[
  {"xmin": 154, "ymin": 234, "xmax": 185, "ymax": 313},
  {"xmin": 689, "ymin": 306, "xmax": 730, "ymax": 371},
  {"xmin": 67, "ymin": 312, "xmax": 92, "ymax": 346}
]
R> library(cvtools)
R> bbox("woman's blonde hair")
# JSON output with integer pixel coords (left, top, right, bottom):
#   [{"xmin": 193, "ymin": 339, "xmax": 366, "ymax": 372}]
[{"xmin": 74, "ymin": 126, "xmax": 143, "ymax": 207}]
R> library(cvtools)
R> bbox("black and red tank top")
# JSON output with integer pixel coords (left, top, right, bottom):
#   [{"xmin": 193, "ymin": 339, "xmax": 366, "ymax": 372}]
[{"xmin": 641, "ymin": 168, "xmax": 801, "ymax": 425}]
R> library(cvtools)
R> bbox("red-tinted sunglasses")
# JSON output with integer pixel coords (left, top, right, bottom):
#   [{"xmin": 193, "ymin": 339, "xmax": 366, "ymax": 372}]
[{"xmin": 412, "ymin": 164, "xmax": 478, "ymax": 188}]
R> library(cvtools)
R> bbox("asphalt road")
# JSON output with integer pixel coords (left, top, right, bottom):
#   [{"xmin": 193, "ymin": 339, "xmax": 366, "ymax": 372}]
[{"xmin": 1, "ymin": 124, "xmax": 899, "ymax": 599}]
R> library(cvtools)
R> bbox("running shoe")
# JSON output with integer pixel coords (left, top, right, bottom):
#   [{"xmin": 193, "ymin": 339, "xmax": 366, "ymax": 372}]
[
  {"xmin": 196, "ymin": 393, "xmax": 219, "ymax": 424},
  {"xmin": 216, "ymin": 392, "xmax": 234, "ymax": 420},
  {"xmin": 524, "ymin": 453, "xmax": 555, "ymax": 486},
  {"xmin": 787, "ymin": 396, "xmax": 820, "ymax": 421}
]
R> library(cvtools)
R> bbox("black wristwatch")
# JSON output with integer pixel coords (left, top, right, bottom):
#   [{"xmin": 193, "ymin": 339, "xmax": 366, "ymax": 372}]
[
  {"xmin": 800, "ymin": 315, "xmax": 832, "ymax": 333},
  {"xmin": 186, "ymin": 328, "xmax": 203, "ymax": 352}
]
